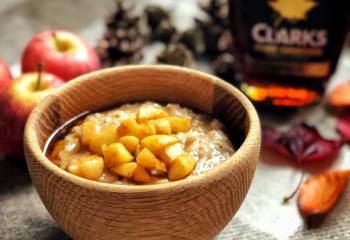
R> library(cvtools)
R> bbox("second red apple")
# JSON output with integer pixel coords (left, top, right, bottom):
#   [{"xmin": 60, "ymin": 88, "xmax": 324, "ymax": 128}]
[
  {"xmin": 0, "ymin": 68, "xmax": 64, "ymax": 159},
  {"xmin": 21, "ymin": 30, "xmax": 101, "ymax": 81}
]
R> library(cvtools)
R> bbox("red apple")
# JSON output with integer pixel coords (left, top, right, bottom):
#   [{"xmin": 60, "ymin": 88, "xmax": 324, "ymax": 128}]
[
  {"xmin": 21, "ymin": 30, "xmax": 101, "ymax": 81},
  {"xmin": 0, "ymin": 67, "xmax": 64, "ymax": 159},
  {"xmin": 0, "ymin": 59, "xmax": 12, "ymax": 90}
]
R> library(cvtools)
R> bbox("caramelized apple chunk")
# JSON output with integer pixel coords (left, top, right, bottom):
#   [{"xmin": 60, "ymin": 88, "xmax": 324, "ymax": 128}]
[
  {"xmin": 102, "ymin": 143, "xmax": 134, "ymax": 168},
  {"xmin": 133, "ymin": 165, "xmax": 153, "ymax": 184},
  {"xmin": 137, "ymin": 148, "xmax": 167, "ymax": 172},
  {"xmin": 137, "ymin": 105, "xmax": 169, "ymax": 123},
  {"xmin": 141, "ymin": 135, "xmax": 178, "ymax": 156},
  {"xmin": 76, "ymin": 155, "xmax": 104, "ymax": 180},
  {"xmin": 159, "ymin": 143, "xmax": 183, "ymax": 167},
  {"xmin": 117, "ymin": 118, "xmax": 140, "ymax": 138},
  {"xmin": 168, "ymin": 156, "xmax": 197, "ymax": 181},
  {"xmin": 169, "ymin": 116, "xmax": 192, "ymax": 133},
  {"xmin": 50, "ymin": 140, "xmax": 66, "ymax": 159},
  {"xmin": 89, "ymin": 126, "xmax": 118, "ymax": 155},
  {"xmin": 119, "ymin": 135, "xmax": 139, "ymax": 153},
  {"xmin": 110, "ymin": 162, "xmax": 138, "ymax": 178},
  {"xmin": 138, "ymin": 123, "xmax": 156, "ymax": 139},
  {"xmin": 81, "ymin": 119, "xmax": 98, "ymax": 145},
  {"xmin": 150, "ymin": 118, "xmax": 172, "ymax": 134}
]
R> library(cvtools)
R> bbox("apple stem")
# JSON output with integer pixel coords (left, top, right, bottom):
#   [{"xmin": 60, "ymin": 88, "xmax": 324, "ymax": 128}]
[
  {"xmin": 36, "ymin": 63, "xmax": 44, "ymax": 91},
  {"xmin": 51, "ymin": 31, "xmax": 62, "ymax": 51}
]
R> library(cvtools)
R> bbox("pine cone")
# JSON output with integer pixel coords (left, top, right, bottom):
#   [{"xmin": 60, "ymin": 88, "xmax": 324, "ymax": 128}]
[
  {"xmin": 145, "ymin": 5, "xmax": 171, "ymax": 31},
  {"xmin": 96, "ymin": 1, "xmax": 149, "ymax": 67},
  {"xmin": 195, "ymin": 18, "xmax": 224, "ymax": 57},
  {"xmin": 213, "ymin": 52, "xmax": 237, "ymax": 85},
  {"xmin": 171, "ymin": 28, "xmax": 205, "ymax": 56},
  {"xmin": 154, "ymin": 19, "xmax": 176, "ymax": 43},
  {"xmin": 199, "ymin": 0, "xmax": 229, "ymax": 27},
  {"xmin": 157, "ymin": 43, "xmax": 194, "ymax": 67},
  {"xmin": 217, "ymin": 30, "xmax": 233, "ymax": 53}
]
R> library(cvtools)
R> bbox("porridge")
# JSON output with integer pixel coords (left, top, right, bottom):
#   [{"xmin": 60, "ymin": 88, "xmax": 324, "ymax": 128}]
[{"xmin": 48, "ymin": 102, "xmax": 234, "ymax": 184}]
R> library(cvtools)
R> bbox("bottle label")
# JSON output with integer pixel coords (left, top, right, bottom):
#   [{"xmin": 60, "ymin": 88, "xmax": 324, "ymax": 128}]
[{"xmin": 240, "ymin": 0, "xmax": 343, "ymax": 78}]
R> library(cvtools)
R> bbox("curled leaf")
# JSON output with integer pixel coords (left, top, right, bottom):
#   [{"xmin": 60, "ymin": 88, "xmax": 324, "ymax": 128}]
[
  {"xmin": 336, "ymin": 114, "xmax": 350, "ymax": 142},
  {"xmin": 263, "ymin": 123, "xmax": 343, "ymax": 162},
  {"xmin": 327, "ymin": 80, "xmax": 350, "ymax": 113},
  {"xmin": 298, "ymin": 170, "xmax": 350, "ymax": 215}
]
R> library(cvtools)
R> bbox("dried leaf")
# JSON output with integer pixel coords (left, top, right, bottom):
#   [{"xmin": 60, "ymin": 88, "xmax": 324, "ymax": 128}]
[
  {"xmin": 263, "ymin": 123, "xmax": 343, "ymax": 162},
  {"xmin": 336, "ymin": 114, "xmax": 350, "ymax": 142},
  {"xmin": 327, "ymin": 80, "xmax": 350, "ymax": 113},
  {"xmin": 298, "ymin": 170, "xmax": 350, "ymax": 215}
]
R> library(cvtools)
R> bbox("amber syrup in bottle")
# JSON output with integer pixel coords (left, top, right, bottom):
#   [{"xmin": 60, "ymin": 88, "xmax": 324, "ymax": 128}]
[{"xmin": 229, "ymin": 0, "xmax": 350, "ymax": 108}]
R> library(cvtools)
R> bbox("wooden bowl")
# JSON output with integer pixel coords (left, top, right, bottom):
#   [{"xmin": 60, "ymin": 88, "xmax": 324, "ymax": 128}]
[{"xmin": 24, "ymin": 65, "xmax": 260, "ymax": 240}]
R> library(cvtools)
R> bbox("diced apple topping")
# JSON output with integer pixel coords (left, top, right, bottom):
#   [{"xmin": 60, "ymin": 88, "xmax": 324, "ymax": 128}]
[
  {"xmin": 168, "ymin": 156, "xmax": 197, "ymax": 181},
  {"xmin": 76, "ymin": 155, "xmax": 104, "ymax": 180},
  {"xmin": 133, "ymin": 165, "xmax": 153, "ymax": 184},
  {"xmin": 137, "ymin": 148, "xmax": 167, "ymax": 172},
  {"xmin": 150, "ymin": 118, "xmax": 172, "ymax": 134},
  {"xmin": 117, "ymin": 118, "xmax": 140, "ymax": 138},
  {"xmin": 102, "ymin": 142, "xmax": 134, "ymax": 168},
  {"xmin": 89, "ymin": 126, "xmax": 118, "ymax": 155},
  {"xmin": 138, "ymin": 123, "xmax": 156, "ymax": 139},
  {"xmin": 169, "ymin": 116, "xmax": 192, "ymax": 133},
  {"xmin": 119, "ymin": 135, "xmax": 139, "ymax": 153},
  {"xmin": 141, "ymin": 135, "xmax": 178, "ymax": 156},
  {"xmin": 159, "ymin": 143, "xmax": 183, "ymax": 167},
  {"xmin": 136, "ymin": 105, "xmax": 169, "ymax": 123},
  {"xmin": 50, "ymin": 140, "xmax": 66, "ymax": 159},
  {"xmin": 81, "ymin": 120, "xmax": 98, "ymax": 145},
  {"xmin": 50, "ymin": 103, "xmax": 199, "ymax": 184},
  {"xmin": 67, "ymin": 164, "xmax": 81, "ymax": 176},
  {"xmin": 110, "ymin": 162, "xmax": 137, "ymax": 178}
]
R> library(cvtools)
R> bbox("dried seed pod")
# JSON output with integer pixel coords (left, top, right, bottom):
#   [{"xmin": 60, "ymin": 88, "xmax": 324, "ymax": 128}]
[{"xmin": 157, "ymin": 44, "xmax": 194, "ymax": 67}]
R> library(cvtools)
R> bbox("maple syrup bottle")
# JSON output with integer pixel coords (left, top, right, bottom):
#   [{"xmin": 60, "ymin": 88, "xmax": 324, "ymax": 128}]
[{"xmin": 229, "ymin": 0, "xmax": 350, "ymax": 108}]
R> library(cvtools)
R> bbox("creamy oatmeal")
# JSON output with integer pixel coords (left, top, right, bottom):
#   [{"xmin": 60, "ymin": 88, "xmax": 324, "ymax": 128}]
[{"xmin": 49, "ymin": 102, "xmax": 234, "ymax": 184}]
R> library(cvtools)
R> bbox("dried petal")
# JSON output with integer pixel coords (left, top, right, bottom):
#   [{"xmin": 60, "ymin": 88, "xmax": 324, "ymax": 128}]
[
  {"xmin": 298, "ymin": 170, "xmax": 350, "ymax": 215},
  {"xmin": 263, "ymin": 123, "xmax": 343, "ymax": 163},
  {"xmin": 336, "ymin": 114, "xmax": 350, "ymax": 142}
]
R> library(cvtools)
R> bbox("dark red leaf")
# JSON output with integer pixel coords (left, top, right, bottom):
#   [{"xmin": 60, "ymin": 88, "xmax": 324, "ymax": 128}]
[
  {"xmin": 336, "ymin": 114, "xmax": 350, "ymax": 142},
  {"xmin": 263, "ymin": 123, "xmax": 343, "ymax": 163}
]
